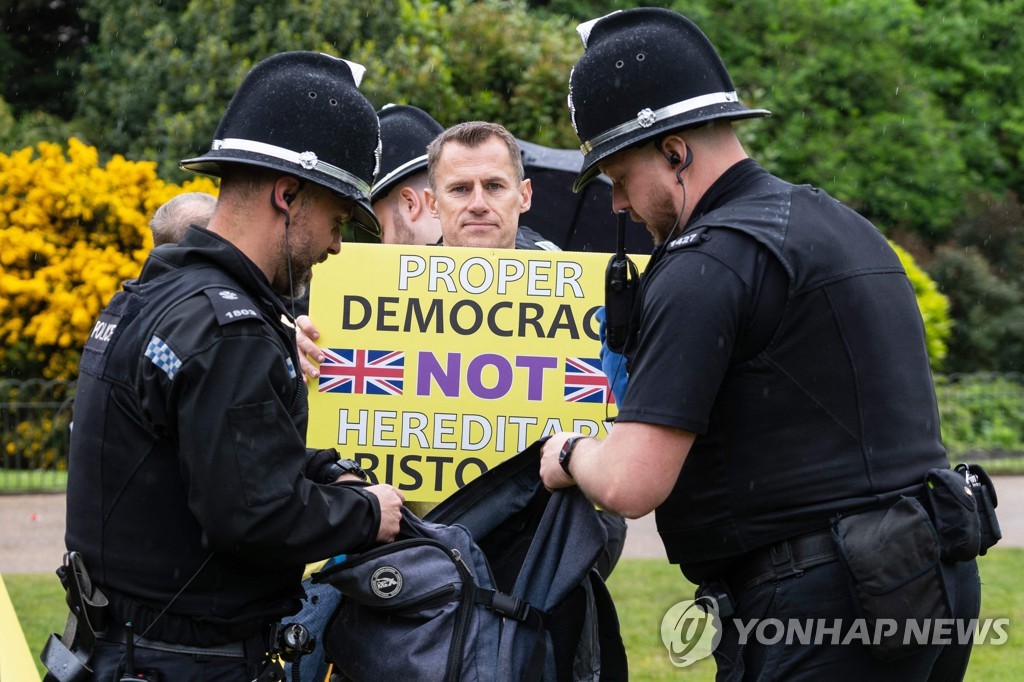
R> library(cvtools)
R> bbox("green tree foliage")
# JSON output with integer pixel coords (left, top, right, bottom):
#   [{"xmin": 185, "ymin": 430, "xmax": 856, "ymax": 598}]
[
  {"xmin": 528, "ymin": 0, "xmax": 622, "ymax": 22},
  {"xmin": 0, "ymin": 96, "xmax": 81, "ymax": 153},
  {"xmin": 929, "ymin": 245, "xmax": 1024, "ymax": 373},
  {"xmin": 75, "ymin": 0, "xmax": 399, "ymax": 178},
  {"xmin": 678, "ymin": 0, "xmax": 967, "ymax": 238},
  {"xmin": 950, "ymin": 191, "xmax": 1024, "ymax": 286},
  {"xmin": 906, "ymin": 0, "xmax": 1024, "ymax": 200},
  {"xmin": 6, "ymin": 0, "xmax": 1022, "ymax": 373},
  {"xmin": 0, "ymin": 0, "xmax": 89, "ymax": 119},
  {"xmin": 925, "ymin": 191, "xmax": 1024, "ymax": 372},
  {"xmin": 352, "ymin": 0, "xmax": 580, "ymax": 147}
]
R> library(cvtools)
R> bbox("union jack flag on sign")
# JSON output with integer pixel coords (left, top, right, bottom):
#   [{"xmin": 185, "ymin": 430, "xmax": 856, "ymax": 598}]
[
  {"xmin": 318, "ymin": 349, "xmax": 405, "ymax": 395},
  {"xmin": 563, "ymin": 357, "xmax": 613, "ymax": 404}
]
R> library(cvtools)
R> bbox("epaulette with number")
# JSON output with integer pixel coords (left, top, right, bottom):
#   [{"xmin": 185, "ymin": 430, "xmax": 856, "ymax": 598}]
[
  {"xmin": 202, "ymin": 287, "xmax": 262, "ymax": 326},
  {"xmin": 665, "ymin": 226, "xmax": 712, "ymax": 252}
]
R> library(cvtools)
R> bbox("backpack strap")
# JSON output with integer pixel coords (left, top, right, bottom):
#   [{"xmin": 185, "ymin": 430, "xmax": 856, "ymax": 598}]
[
  {"xmin": 475, "ymin": 587, "xmax": 547, "ymax": 681},
  {"xmin": 588, "ymin": 570, "xmax": 629, "ymax": 680},
  {"xmin": 474, "ymin": 588, "xmax": 544, "ymax": 627}
]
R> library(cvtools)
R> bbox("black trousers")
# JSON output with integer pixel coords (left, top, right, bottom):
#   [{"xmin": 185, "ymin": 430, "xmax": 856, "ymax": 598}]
[{"xmin": 711, "ymin": 558, "xmax": 981, "ymax": 681}]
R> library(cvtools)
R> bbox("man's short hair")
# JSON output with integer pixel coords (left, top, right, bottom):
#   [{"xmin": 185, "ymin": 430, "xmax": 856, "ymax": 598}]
[
  {"xmin": 427, "ymin": 121, "xmax": 524, "ymax": 190},
  {"xmin": 218, "ymin": 164, "xmax": 280, "ymax": 201},
  {"xmin": 149, "ymin": 192, "xmax": 217, "ymax": 246}
]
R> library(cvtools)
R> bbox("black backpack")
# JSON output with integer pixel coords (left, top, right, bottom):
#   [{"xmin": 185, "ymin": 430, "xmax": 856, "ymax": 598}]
[{"xmin": 312, "ymin": 441, "xmax": 628, "ymax": 681}]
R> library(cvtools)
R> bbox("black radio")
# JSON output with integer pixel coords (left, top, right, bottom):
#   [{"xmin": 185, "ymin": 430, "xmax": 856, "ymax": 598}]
[{"xmin": 604, "ymin": 210, "xmax": 640, "ymax": 354}]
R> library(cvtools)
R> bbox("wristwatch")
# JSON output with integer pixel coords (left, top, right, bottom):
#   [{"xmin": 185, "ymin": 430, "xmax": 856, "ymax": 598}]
[
  {"xmin": 559, "ymin": 437, "xmax": 587, "ymax": 477},
  {"xmin": 325, "ymin": 458, "xmax": 367, "ymax": 483}
]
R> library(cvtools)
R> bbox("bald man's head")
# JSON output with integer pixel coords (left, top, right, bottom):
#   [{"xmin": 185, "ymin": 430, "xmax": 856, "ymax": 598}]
[{"xmin": 150, "ymin": 192, "xmax": 217, "ymax": 246}]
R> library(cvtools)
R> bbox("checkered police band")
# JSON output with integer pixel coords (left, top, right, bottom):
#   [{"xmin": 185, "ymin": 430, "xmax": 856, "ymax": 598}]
[{"xmin": 145, "ymin": 336, "xmax": 182, "ymax": 380}]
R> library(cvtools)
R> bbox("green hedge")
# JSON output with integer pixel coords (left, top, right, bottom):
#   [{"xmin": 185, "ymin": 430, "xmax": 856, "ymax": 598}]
[
  {"xmin": 936, "ymin": 373, "xmax": 1024, "ymax": 458},
  {"xmin": 2, "ymin": 374, "xmax": 1020, "ymax": 484}
]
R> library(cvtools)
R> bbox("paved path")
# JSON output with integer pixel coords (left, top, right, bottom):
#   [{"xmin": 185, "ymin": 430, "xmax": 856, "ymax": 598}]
[{"xmin": 2, "ymin": 476, "xmax": 1022, "ymax": 573}]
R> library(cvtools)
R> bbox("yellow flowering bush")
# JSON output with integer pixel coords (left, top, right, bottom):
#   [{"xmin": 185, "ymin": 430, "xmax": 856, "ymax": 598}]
[
  {"xmin": 0, "ymin": 138, "xmax": 218, "ymax": 380},
  {"xmin": 890, "ymin": 241, "xmax": 952, "ymax": 370}
]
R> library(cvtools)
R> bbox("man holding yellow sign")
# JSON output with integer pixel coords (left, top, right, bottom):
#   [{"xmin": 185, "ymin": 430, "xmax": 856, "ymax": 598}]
[{"xmin": 307, "ymin": 120, "xmax": 618, "ymax": 501}]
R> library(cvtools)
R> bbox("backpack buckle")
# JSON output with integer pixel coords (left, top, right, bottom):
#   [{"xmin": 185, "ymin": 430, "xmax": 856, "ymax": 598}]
[{"xmin": 484, "ymin": 590, "xmax": 532, "ymax": 622}]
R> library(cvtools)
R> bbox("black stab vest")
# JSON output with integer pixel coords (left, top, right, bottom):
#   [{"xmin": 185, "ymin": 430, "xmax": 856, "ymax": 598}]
[
  {"xmin": 651, "ymin": 176, "xmax": 948, "ymax": 581},
  {"xmin": 67, "ymin": 262, "xmax": 304, "ymax": 643}
]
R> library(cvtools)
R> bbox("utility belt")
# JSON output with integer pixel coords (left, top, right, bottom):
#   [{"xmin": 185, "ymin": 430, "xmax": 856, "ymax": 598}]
[
  {"xmin": 701, "ymin": 463, "xmax": 1001, "ymax": 660},
  {"xmin": 723, "ymin": 528, "xmax": 837, "ymax": 598},
  {"xmin": 96, "ymin": 620, "xmax": 254, "ymax": 657},
  {"xmin": 40, "ymin": 552, "xmax": 308, "ymax": 682},
  {"xmin": 102, "ymin": 583, "xmax": 266, "ymax": 646}
]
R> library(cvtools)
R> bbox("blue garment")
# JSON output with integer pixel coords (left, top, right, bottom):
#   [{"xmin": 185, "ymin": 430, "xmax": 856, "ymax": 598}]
[
  {"xmin": 283, "ymin": 578, "xmax": 341, "ymax": 682},
  {"xmin": 595, "ymin": 306, "xmax": 629, "ymax": 405},
  {"xmin": 310, "ymin": 442, "xmax": 628, "ymax": 681}
]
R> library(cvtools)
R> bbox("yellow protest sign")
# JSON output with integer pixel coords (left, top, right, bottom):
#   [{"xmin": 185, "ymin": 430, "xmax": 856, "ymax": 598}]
[{"xmin": 306, "ymin": 243, "xmax": 641, "ymax": 502}]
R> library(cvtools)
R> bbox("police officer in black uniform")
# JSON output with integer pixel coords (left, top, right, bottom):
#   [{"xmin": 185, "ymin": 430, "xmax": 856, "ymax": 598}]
[
  {"xmin": 368, "ymin": 104, "xmax": 445, "ymax": 246},
  {"xmin": 59, "ymin": 52, "xmax": 405, "ymax": 681},
  {"xmin": 540, "ymin": 9, "xmax": 981, "ymax": 680}
]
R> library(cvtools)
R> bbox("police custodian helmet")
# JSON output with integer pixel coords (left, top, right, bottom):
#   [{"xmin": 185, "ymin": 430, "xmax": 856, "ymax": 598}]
[
  {"xmin": 568, "ymin": 8, "xmax": 770, "ymax": 191},
  {"xmin": 371, "ymin": 104, "xmax": 445, "ymax": 203},
  {"xmin": 181, "ymin": 51, "xmax": 382, "ymax": 235}
]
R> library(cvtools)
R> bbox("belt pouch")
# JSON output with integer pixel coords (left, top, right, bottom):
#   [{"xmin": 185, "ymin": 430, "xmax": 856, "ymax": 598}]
[
  {"xmin": 925, "ymin": 468, "xmax": 981, "ymax": 561},
  {"xmin": 832, "ymin": 496, "xmax": 946, "ymax": 660},
  {"xmin": 954, "ymin": 463, "xmax": 1002, "ymax": 554}
]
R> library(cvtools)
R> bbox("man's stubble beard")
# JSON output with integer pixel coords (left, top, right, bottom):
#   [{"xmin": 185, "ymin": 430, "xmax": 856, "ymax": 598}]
[{"xmin": 273, "ymin": 215, "xmax": 319, "ymax": 299}]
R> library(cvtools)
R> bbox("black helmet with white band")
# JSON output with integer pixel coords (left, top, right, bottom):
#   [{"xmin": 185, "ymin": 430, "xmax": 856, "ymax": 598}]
[
  {"xmin": 371, "ymin": 104, "xmax": 445, "ymax": 203},
  {"xmin": 568, "ymin": 8, "xmax": 770, "ymax": 191},
  {"xmin": 181, "ymin": 51, "xmax": 382, "ymax": 235}
]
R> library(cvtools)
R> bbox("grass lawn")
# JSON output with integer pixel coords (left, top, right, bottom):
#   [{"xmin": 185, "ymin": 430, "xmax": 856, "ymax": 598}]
[
  {"xmin": 0, "ymin": 470, "xmax": 67, "ymax": 494},
  {"xmin": 7, "ymin": 549, "xmax": 1024, "ymax": 680},
  {"xmin": 975, "ymin": 456, "xmax": 1024, "ymax": 476},
  {"xmin": 602, "ymin": 550, "xmax": 1024, "ymax": 681},
  {"xmin": 6, "ymin": 572, "xmax": 65, "ymax": 679}
]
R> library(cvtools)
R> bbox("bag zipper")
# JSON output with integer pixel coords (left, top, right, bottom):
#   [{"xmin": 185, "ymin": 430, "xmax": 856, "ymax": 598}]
[
  {"xmin": 446, "ymin": 547, "xmax": 475, "ymax": 682},
  {"xmin": 321, "ymin": 538, "xmax": 447, "ymax": 573},
  {"xmin": 355, "ymin": 583, "xmax": 459, "ymax": 614}
]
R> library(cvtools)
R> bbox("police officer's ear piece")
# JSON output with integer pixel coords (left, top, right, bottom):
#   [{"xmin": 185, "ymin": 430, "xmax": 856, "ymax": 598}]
[
  {"xmin": 269, "ymin": 189, "xmax": 294, "ymax": 222},
  {"xmin": 270, "ymin": 189, "xmax": 296, "ymax": 212},
  {"xmin": 656, "ymin": 137, "xmax": 692, "ymax": 170},
  {"xmin": 663, "ymin": 146, "xmax": 693, "ymax": 170}
]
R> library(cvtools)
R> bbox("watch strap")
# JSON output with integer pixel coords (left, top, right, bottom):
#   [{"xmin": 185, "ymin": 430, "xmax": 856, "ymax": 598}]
[
  {"xmin": 325, "ymin": 458, "xmax": 367, "ymax": 483},
  {"xmin": 559, "ymin": 436, "xmax": 585, "ymax": 477}
]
